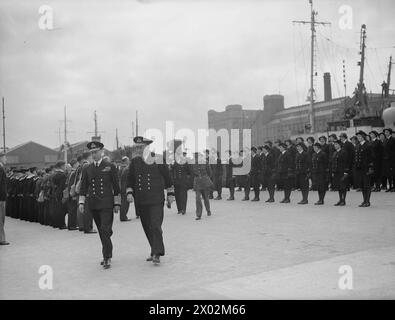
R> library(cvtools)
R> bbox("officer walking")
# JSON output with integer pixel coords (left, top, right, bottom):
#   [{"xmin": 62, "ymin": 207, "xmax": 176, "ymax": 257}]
[
  {"xmin": 171, "ymin": 151, "xmax": 191, "ymax": 215},
  {"xmin": 126, "ymin": 136, "xmax": 173, "ymax": 265},
  {"xmin": 79, "ymin": 141, "xmax": 121, "ymax": 269}
]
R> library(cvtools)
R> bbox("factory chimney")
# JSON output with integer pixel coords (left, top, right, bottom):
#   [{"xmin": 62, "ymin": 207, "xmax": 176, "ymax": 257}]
[{"xmin": 323, "ymin": 72, "xmax": 332, "ymax": 101}]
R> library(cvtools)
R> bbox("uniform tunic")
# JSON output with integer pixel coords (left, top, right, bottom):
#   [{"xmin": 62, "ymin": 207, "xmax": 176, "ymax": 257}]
[
  {"xmin": 295, "ymin": 151, "xmax": 310, "ymax": 191},
  {"xmin": 311, "ymin": 151, "xmax": 328, "ymax": 192},
  {"xmin": 354, "ymin": 141, "xmax": 374, "ymax": 191},
  {"xmin": 331, "ymin": 149, "xmax": 351, "ymax": 191}
]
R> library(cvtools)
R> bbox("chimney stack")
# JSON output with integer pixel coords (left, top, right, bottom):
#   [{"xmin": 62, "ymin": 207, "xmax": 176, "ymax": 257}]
[{"xmin": 323, "ymin": 72, "xmax": 332, "ymax": 101}]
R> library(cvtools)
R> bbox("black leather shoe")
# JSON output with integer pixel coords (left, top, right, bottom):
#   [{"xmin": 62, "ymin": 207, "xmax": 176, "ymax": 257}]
[
  {"xmin": 334, "ymin": 201, "xmax": 342, "ymax": 206},
  {"xmin": 0, "ymin": 241, "xmax": 10, "ymax": 245},
  {"xmin": 227, "ymin": 197, "xmax": 234, "ymax": 201},
  {"xmin": 282, "ymin": 199, "xmax": 290, "ymax": 203},
  {"xmin": 241, "ymin": 197, "xmax": 250, "ymax": 201},
  {"xmin": 279, "ymin": 199, "xmax": 286, "ymax": 203},
  {"xmin": 68, "ymin": 227, "xmax": 78, "ymax": 231},
  {"xmin": 152, "ymin": 255, "xmax": 160, "ymax": 265},
  {"xmin": 195, "ymin": 217, "xmax": 201, "ymax": 220},
  {"xmin": 146, "ymin": 256, "xmax": 153, "ymax": 262},
  {"xmin": 214, "ymin": 196, "xmax": 222, "ymax": 200},
  {"xmin": 103, "ymin": 259, "xmax": 111, "ymax": 269},
  {"xmin": 266, "ymin": 198, "xmax": 274, "ymax": 203},
  {"xmin": 251, "ymin": 198, "xmax": 260, "ymax": 201},
  {"xmin": 100, "ymin": 260, "xmax": 104, "ymax": 265},
  {"xmin": 315, "ymin": 200, "xmax": 324, "ymax": 205},
  {"xmin": 84, "ymin": 229, "xmax": 97, "ymax": 234},
  {"xmin": 59, "ymin": 225, "xmax": 67, "ymax": 230},
  {"xmin": 298, "ymin": 200, "xmax": 308, "ymax": 204},
  {"xmin": 339, "ymin": 201, "xmax": 346, "ymax": 206},
  {"xmin": 120, "ymin": 218, "xmax": 131, "ymax": 221},
  {"xmin": 358, "ymin": 202, "xmax": 366, "ymax": 207},
  {"xmin": 207, "ymin": 211, "xmax": 211, "ymax": 216}
]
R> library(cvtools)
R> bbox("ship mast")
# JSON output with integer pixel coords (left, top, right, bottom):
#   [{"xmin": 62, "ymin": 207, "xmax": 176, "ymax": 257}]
[
  {"xmin": 293, "ymin": 0, "xmax": 330, "ymax": 133},
  {"xmin": 356, "ymin": 24, "xmax": 368, "ymax": 117}
]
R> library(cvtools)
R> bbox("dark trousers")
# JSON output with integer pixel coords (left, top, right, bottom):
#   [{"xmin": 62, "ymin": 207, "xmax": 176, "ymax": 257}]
[
  {"xmin": 53, "ymin": 199, "xmax": 66, "ymax": 228},
  {"xmin": 174, "ymin": 184, "xmax": 188, "ymax": 213},
  {"xmin": 120, "ymin": 194, "xmax": 130, "ymax": 220},
  {"xmin": 214, "ymin": 176, "xmax": 222, "ymax": 197},
  {"xmin": 37, "ymin": 202, "xmax": 44, "ymax": 224},
  {"xmin": 67, "ymin": 199, "xmax": 77, "ymax": 229},
  {"xmin": 313, "ymin": 173, "xmax": 327, "ymax": 201},
  {"xmin": 91, "ymin": 208, "xmax": 114, "ymax": 259},
  {"xmin": 84, "ymin": 202, "xmax": 94, "ymax": 231},
  {"xmin": 195, "ymin": 189, "xmax": 210, "ymax": 217},
  {"xmin": 138, "ymin": 204, "xmax": 165, "ymax": 256}
]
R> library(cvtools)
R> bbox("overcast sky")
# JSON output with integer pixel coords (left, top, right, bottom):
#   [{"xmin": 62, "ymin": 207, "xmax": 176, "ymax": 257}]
[{"xmin": 0, "ymin": 0, "xmax": 394, "ymax": 150}]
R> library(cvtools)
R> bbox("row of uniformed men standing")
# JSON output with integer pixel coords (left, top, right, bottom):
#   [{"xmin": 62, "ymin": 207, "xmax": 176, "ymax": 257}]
[{"xmin": 169, "ymin": 129, "xmax": 390, "ymax": 210}]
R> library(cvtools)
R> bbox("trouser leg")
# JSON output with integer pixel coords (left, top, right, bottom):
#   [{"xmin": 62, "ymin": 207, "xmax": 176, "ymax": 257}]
[
  {"xmin": 0, "ymin": 201, "xmax": 6, "ymax": 242},
  {"xmin": 138, "ymin": 206, "xmax": 154, "ymax": 255},
  {"xmin": 67, "ymin": 199, "xmax": 77, "ymax": 228},
  {"xmin": 146, "ymin": 205, "xmax": 165, "ymax": 256},
  {"xmin": 92, "ymin": 208, "xmax": 114, "ymax": 259},
  {"xmin": 201, "ymin": 189, "xmax": 211, "ymax": 213},
  {"xmin": 83, "ymin": 201, "xmax": 93, "ymax": 231},
  {"xmin": 174, "ymin": 185, "xmax": 182, "ymax": 212},
  {"xmin": 181, "ymin": 187, "xmax": 188, "ymax": 212},
  {"xmin": 120, "ymin": 195, "xmax": 130, "ymax": 220},
  {"xmin": 195, "ymin": 190, "xmax": 203, "ymax": 217}
]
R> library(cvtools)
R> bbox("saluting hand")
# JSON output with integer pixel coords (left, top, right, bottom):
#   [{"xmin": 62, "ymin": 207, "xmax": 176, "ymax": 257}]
[{"xmin": 78, "ymin": 204, "xmax": 84, "ymax": 214}]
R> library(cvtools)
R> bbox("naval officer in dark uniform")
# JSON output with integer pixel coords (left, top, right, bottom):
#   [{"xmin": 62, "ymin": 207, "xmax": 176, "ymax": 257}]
[
  {"xmin": 171, "ymin": 151, "xmax": 191, "ymax": 215},
  {"xmin": 79, "ymin": 141, "xmax": 121, "ymax": 269},
  {"xmin": 126, "ymin": 136, "xmax": 174, "ymax": 265}
]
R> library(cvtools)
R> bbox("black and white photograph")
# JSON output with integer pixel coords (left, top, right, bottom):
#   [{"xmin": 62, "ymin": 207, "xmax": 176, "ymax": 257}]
[{"xmin": 0, "ymin": 0, "xmax": 395, "ymax": 308}]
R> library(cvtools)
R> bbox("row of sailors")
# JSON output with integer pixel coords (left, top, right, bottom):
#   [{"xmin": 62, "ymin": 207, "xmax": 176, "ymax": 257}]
[
  {"xmin": 171, "ymin": 129, "xmax": 395, "ymax": 212},
  {"xmin": 5, "ymin": 152, "xmax": 101, "ymax": 232}
]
